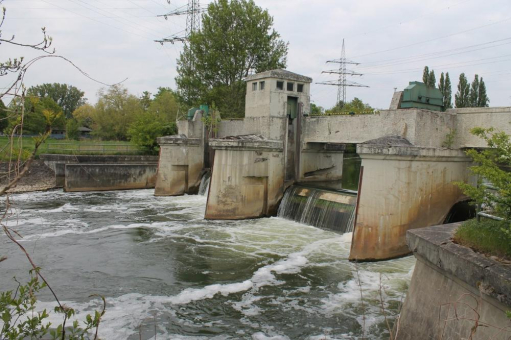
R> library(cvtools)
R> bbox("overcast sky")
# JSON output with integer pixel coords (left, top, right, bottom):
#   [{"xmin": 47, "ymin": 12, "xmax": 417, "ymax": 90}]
[{"xmin": 2, "ymin": 0, "xmax": 511, "ymax": 110}]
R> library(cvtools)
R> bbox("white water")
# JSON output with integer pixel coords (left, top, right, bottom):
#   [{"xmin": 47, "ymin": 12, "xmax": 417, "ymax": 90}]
[{"xmin": 1, "ymin": 189, "xmax": 415, "ymax": 339}]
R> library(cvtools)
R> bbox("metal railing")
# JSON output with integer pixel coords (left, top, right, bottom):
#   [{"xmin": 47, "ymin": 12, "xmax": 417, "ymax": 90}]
[
  {"xmin": 44, "ymin": 143, "xmax": 142, "ymax": 154},
  {"xmin": 476, "ymin": 182, "xmax": 503, "ymax": 221},
  {"xmin": 309, "ymin": 110, "xmax": 379, "ymax": 117}
]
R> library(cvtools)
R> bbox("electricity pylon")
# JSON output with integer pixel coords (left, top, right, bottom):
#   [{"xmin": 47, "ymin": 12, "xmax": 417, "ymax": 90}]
[
  {"xmin": 155, "ymin": 0, "xmax": 202, "ymax": 44},
  {"xmin": 317, "ymin": 39, "xmax": 368, "ymax": 106}
]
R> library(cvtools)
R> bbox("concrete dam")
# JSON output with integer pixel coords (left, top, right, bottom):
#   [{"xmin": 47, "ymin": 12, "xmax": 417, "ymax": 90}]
[{"xmin": 154, "ymin": 69, "xmax": 511, "ymax": 261}]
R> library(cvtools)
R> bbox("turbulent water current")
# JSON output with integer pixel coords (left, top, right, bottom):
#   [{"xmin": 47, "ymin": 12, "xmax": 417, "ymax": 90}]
[{"xmin": 0, "ymin": 189, "xmax": 415, "ymax": 339}]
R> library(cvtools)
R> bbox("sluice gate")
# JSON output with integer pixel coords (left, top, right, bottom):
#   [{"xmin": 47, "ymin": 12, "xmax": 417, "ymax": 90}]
[{"xmin": 277, "ymin": 185, "xmax": 357, "ymax": 234}]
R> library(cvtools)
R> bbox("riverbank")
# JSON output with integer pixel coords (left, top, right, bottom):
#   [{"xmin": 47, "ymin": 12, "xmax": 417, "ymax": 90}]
[{"xmin": 0, "ymin": 160, "xmax": 57, "ymax": 193}]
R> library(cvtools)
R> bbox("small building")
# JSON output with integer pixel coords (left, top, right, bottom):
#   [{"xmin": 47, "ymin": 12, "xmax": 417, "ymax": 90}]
[
  {"xmin": 78, "ymin": 126, "xmax": 92, "ymax": 138},
  {"xmin": 245, "ymin": 69, "xmax": 312, "ymax": 119}
]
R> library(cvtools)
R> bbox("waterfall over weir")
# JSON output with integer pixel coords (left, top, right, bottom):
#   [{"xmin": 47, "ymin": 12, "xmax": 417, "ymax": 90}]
[
  {"xmin": 198, "ymin": 173, "xmax": 211, "ymax": 196},
  {"xmin": 277, "ymin": 185, "xmax": 357, "ymax": 234}
]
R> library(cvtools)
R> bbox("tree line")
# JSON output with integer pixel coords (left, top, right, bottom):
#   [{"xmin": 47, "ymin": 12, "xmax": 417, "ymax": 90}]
[
  {"xmin": 422, "ymin": 66, "xmax": 489, "ymax": 109},
  {"xmin": 0, "ymin": 83, "xmax": 179, "ymax": 152}
]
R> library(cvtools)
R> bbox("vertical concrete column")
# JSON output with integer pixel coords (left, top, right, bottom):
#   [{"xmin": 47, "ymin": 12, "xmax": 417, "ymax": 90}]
[
  {"xmin": 205, "ymin": 138, "xmax": 284, "ymax": 219},
  {"xmin": 349, "ymin": 145, "xmax": 471, "ymax": 261},
  {"xmin": 154, "ymin": 136, "xmax": 203, "ymax": 196}
]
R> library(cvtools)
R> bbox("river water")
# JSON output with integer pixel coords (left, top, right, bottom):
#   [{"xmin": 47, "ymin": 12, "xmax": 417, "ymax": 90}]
[{"xmin": 1, "ymin": 189, "xmax": 415, "ymax": 339}]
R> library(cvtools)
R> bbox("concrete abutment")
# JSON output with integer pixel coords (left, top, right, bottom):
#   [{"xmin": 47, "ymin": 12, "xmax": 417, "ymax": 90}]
[
  {"xmin": 350, "ymin": 145, "xmax": 471, "ymax": 261},
  {"xmin": 397, "ymin": 224, "xmax": 511, "ymax": 339}
]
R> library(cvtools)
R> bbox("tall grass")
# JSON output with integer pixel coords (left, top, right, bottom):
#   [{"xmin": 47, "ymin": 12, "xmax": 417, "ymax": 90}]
[{"xmin": 454, "ymin": 218, "xmax": 511, "ymax": 260}]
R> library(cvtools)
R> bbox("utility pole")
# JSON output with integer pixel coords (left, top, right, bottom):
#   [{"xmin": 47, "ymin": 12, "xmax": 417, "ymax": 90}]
[
  {"xmin": 317, "ymin": 39, "xmax": 368, "ymax": 107},
  {"xmin": 155, "ymin": 0, "xmax": 202, "ymax": 44}
]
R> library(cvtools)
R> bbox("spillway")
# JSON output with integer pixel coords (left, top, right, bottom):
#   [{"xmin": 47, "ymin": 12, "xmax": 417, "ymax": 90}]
[{"xmin": 277, "ymin": 185, "xmax": 357, "ymax": 234}]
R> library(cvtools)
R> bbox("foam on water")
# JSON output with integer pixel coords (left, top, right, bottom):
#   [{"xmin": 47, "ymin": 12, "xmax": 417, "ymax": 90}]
[{"xmin": 1, "ymin": 189, "xmax": 415, "ymax": 339}]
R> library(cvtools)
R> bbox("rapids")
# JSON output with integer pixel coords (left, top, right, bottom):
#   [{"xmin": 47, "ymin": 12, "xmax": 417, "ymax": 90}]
[{"xmin": 0, "ymin": 189, "xmax": 415, "ymax": 339}]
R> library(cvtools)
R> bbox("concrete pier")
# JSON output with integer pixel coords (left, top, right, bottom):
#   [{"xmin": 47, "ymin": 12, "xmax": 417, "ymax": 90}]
[
  {"xmin": 350, "ymin": 142, "xmax": 471, "ymax": 261},
  {"xmin": 205, "ymin": 137, "xmax": 284, "ymax": 219},
  {"xmin": 397, "ymin": 224, "xmax": 511, "ymax": 339},
  {"xmin": 155, "ymin": 136, "xmax": 203, "ymax": 196}
]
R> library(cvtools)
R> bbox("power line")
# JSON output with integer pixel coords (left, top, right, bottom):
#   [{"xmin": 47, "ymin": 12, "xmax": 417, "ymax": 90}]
[
  {"xmin": 155, "ymin": 0, "xmax": 202, "ymax": 44},
  {"xmin": 357, "ymin": 37, "xmax": 511, "ymax": 70},
  {"xmin": 351, "ymin": 15, "xmax": 511, "ymax": 59},
  {"xmin": 67, "ymin": 0, "xmax": 169, "ymax": 38},
  {"xmin": 317, "ymin": 39, "xmax": 368, "ymax": 105},
  {"xmin": 39, "ymin": 0, "xmax": 158, "ymax": 40}
]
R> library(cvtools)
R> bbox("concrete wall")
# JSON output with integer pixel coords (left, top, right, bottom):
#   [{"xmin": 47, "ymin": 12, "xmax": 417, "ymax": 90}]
[
  {"xmin": 304, "ymin": 107, "xmax": 511, "ymax": 149},
  {"xmin": 300, "ymin": 148, "xmax": 344, "ymax": 182},
  {"xmin": 304, "ymin": 109, "xmax": 456, "ymax": 148},
  {"xmin": 155, "ymin": 137, "xmax": 203, "ymax": 196},
  {"xmin": 453, "ymin": 107, "xmax": 511, "ymax": 147},
  {"xmin": 205, "ymin": 140, "xmax": 284, "ymax": 219},
  {"xmin": 397, "ymin": 224, "xmax": 511, "ymax": 339},
  {"xmin": 40, "ymin": 154, "xmax": 159, "ymax": 188},
  {"xmin": 350, "ymin": 145, "xmax": 471, "ymax": 261},
  {"xmin": 181, "ymin": 116, "xmax": 287, "ymax": 141},
  {"xmin": 217, "ymin": 119, "xmax": 245, "ymax": 137},
  {"xmin": 176, "ymin": 111, "xmax": 204, "ymax": 138},
  {"xmin": 64, "ymin": 164, "xmax": 157, "ymax": 192}
]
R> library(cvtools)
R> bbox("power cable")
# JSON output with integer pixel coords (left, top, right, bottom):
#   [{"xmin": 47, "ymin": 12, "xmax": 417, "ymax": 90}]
[{"xmin": 351, "ymin": 15, "xmax": 511, "ymax": 59}]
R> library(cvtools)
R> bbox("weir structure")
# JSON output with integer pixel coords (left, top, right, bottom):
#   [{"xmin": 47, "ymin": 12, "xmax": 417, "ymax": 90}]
[{"xmin": 155, "ymin": 71, "xmax": 511, "ymax": 261}]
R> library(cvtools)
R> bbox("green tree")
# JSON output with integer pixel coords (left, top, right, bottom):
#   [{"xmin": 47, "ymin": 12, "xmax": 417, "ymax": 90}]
[
  {"xmin": 310, "ymin": 103, "xmax": 323, "ymax": 115},
  {"xmin": 72, "ymin": 104, "xmax": 95, "ymax": 128},
  {"xmin": 127, "ymin": 112, "xmax": 176, "ymax": 153},
  {"xmin": 27, "ymin": 83, "xmax": 86, "ymax": 119},
  {"xmin": 7, "ymin": 97, "xmax": 64, "ymax": 135},
  {"xmin": 444, "ymin": 72, "xmax": 452, "ymax": 109},
  {"xmin": 427, "ymin": 70, "xmax": 436, "ymax": 88},
  {"xmin": 478, "ymin": 77, "xmax": 490, "ymax": 107},
  {"xmin": 457, "ymin": 128, "xmax": 511, "ymax": 223},
  {"xmin": 422, "ymin": 66, "xmax": 430, "ymax": 85},
  {"xmin": 175, "ymin": 0, "xmax": 288, "ymax": 117},
  {"xmin": 127, "ymin": 88, "xmax": 179, "ymax": 152},
  {"xmin": 66, "ymin": 118, "xmax": 80, "ymax": 140},
  {"xmin": 469, "ymin": 74, "xmax": 480, "ymax": 107},
  {"xmin": 149, "ymin": 87, "xmax": 179, "ymax": 122},
  {"xmin": 140, "ymin": 91, "xmax": 151, "ymax": 111},
  {"xmin": 438, "ymin": 72, "xmax": 445, "ymax": 97},
  {"xmin": 455, "ymin": 73, "xmax": 470, "ymax": 108},
  {"xmin": 326, "ymin": 98, "xmax": 374, "ymax": 114},
  {"xmin": 93, "ymin": 85, "xmax": 142, "ymax": 140}
]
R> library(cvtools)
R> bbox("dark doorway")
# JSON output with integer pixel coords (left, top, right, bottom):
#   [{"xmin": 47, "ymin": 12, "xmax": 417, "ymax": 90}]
[{"xmin": 287, "ymin": 96, "xmax": 298, "ymax": 119}]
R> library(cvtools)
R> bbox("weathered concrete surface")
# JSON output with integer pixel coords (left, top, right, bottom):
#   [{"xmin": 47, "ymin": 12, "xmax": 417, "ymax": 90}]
[
  {"xmin": 154, "ymin": 136, "xmax": 203, "ymax": 196},
  {"xmin": 205, "ymin": 138, "xmax": 284, "ymax": 219},
  {"xmin": 350, "ymin": 144, "xmax": 471, "ymax": 261},
  {"xmin": 304, "ymin": 109, "xmax": 456, "ymax": 148},
  {"xmin": 397, "ymin": 224, "xmax": 511, "ymax": 340},
  {"xmin": 300, "ymin": 144, "xmax": 344, "ymax": 182},
  {"xmin": 245, "ymin": 69, "xmax": 312, "ymax": 118},
  {"xmin": 40, "ymin": 154, "xmax": 159, "ymax": 188},
  {"xmin": 304, "ymin": 106, "xmax": 511, "ymax": 149},
  {"xmin": 453, "ymin": 107, "xmax": 511, "ymax": 148},
  {"xmin": 64, "ymin": 164, "xmax": 157, "ymax": 192},
  {"xmin": 389, "ymin": 91, "xmax": 403, "ymax": 110}
]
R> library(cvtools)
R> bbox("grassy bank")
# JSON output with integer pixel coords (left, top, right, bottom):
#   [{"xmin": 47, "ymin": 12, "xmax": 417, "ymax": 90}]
[
  {"xmin": 0, "ymin": 136, "xmax": 146, "ymax": 161},
  {"xmin": 454, "ymin": 218, "xmax": 511, "ymax": 261}
]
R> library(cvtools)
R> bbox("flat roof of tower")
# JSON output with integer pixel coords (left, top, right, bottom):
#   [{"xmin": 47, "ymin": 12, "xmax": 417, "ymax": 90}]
[{"xmin": 245, "ymin": 69, "xmax": 312, "ymax": 83}]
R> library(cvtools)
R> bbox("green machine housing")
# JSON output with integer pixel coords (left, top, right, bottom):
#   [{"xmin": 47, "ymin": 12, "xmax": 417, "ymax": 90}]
[
  {"xmin": 400, "ymin": 81, "xmax": 444, "ymax": 112},
  {"xmin": 187, "ymin": 104, "xmax": 210, "ymax": 120}
]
